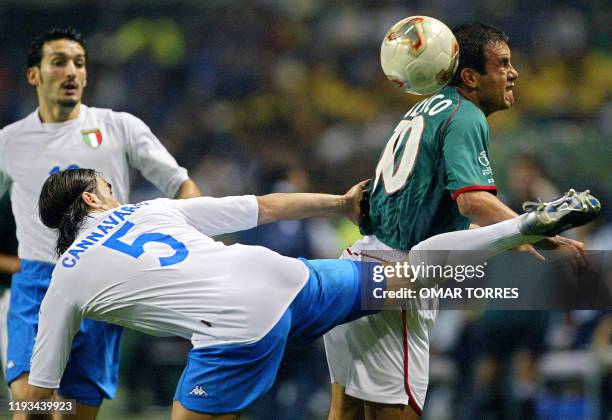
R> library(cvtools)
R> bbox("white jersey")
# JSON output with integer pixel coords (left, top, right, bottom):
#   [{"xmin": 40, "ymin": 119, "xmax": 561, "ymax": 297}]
[
  {"xmin": 0, "ymin": 105, "xmax": 189, "ymax": 263},
  {"xmin": 29, "ymin": 196, "xmax": 310, "ymax": 389}
]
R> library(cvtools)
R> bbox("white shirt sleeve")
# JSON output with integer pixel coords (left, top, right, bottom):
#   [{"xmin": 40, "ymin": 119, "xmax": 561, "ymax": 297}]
[
  {"xmin": 173, "ymin": 195, "xmax": 259, "ymax": 237},
  {"xmin": 0, "ymin": 172, "xmax": 11, "ymax": 198},
  {"xmin": 28, "ymin": 285, "xmax": 82, "ymax": 389},
  {"xmin": 122, "ymin": 113, "xmax": 189, "ymax": 198},
  {"xmin": 0, "ymin": 131, "xmax": 11, "ymax": 197}
]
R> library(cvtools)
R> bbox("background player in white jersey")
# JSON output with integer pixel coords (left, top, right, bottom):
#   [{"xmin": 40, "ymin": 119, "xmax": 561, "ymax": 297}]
[
  {"xmin": 0, "ymin": 27, "xmax": 201, "ymax": 419},
  {"xmin": 0, "ymin": 193, "xmax": 19, "ymax": 386},
  {"xmin": 23, "ymin": 168, "xmax": 600, "ymax": 420},
  {"xmin": 324, "ymin": 23, "xmax": 589, "ymax": 419}
]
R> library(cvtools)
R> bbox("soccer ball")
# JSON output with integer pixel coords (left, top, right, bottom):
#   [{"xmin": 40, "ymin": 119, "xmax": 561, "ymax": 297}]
[{"xmin": 380, "ymin": 16, "xmax": 459, "ymax": 95}]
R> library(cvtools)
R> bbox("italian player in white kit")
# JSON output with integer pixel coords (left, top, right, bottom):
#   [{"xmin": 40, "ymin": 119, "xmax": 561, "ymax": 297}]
[
  {"xmin": 23, "ymin": 168, "xmax": 600, "ymax": 420},
  {"xmin": 0, "ymin": 27, "xmax": 200, "ymax": 418}
]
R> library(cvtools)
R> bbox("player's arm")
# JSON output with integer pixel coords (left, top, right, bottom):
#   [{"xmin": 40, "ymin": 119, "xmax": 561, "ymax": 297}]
[
  {"xmin": 455, "ymin": 190, "xmax": 550, "ymax": 258},
  {"xmin": 0, "ymin": 254, "xmax": 19, "ymax": 274},
  {"xmin": 456, "ymin": 190, "xmax": 518, "ymax": 225},
  {"xmin": 123, "ymin": 113, "xmax": 201, "ymax": 199},
  {"xmin": 0, "ymin": 190, "xmax": 18, "ymax": 274},
  {"xmin": 443, "ymin": 112, "xmax": 548, "ymax": 259},
  {"xmin": 443, "ymin": 109, "xmax": 500, "ymax": 221},
  {"xmin": 257, "ymin": 180, "xmax": 368, "ymax": 226},
  {"xmin": 174, "ymin": 178, "xmax": 202, "ymax": 199},
  {"xmin": 26, "ymin": 285, "xmax": 82, "ymax": 400},
  {"xmin": 0, "ymin": 141, "xmax": 12, "ymax": 199},
  {"xmin": 443, "ymin": 111, "xmax": 532, "ymax": 226},
  {"xmin": 174, "ymin": 180, "xmax": 368, "ymax": 237}
]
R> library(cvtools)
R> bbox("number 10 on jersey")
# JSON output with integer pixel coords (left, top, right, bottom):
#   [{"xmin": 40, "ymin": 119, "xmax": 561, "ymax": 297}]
[{"xmin": 372, "ymin": 115, "xmax": 424, "ymax": 195}]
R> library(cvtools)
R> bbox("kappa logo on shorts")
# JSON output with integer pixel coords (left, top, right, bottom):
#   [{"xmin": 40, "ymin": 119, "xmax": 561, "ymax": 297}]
[
  {"xmin": 188, "ymin": 385, "xmax": 208, "ymax": 397},
  {"xmin": 6, "ymin": 360, "xmax": 14, "ymax": 369}
]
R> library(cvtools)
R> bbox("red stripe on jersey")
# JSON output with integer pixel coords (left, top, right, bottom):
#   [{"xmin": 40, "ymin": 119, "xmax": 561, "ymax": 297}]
[
  {"xmin": 452, "ymin": 185, "xmax": 497, "ymax": 201},
  {"xmin": 402, "ymin": 309, "xmax": 423, "ymax": 416}
]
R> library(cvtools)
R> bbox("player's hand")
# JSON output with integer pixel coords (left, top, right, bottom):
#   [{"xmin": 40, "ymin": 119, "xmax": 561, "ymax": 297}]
[
  {"xmin": 516, "ymin": 244, "xmax": 546, "ymax": 262},
  {"xmin": 343, "ymin": 179, "xmax": 370, "ymax": 225},
  {"xmin": 538, "ymin": 235, "xmax": 589, "ymax": 275}
]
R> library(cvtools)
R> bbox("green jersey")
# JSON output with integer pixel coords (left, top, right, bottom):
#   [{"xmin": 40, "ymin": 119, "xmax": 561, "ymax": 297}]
[{"xmin": 361, "ymin": 86, "xmax": 496, "ymax": 250}]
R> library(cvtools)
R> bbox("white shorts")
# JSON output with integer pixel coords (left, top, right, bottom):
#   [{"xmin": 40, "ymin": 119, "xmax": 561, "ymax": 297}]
[{"xmin": 323, "ymin": 236, "xmax": 437, "ymax": 413}]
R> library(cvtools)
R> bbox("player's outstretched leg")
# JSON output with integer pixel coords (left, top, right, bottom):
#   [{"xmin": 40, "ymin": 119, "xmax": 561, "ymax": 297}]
[{"xmin": 407, "ymin": 189, "xmax": 601, "ymax": 285}]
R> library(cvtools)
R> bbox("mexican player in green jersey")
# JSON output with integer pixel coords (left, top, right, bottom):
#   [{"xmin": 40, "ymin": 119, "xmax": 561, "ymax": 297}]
[
  {"xmin": 363, "ymin": 86, "xmax": 496, "ymax": 250},
  {"xmin": 324, "ymin": 23, "xmax": 588, "ymax": 420}
]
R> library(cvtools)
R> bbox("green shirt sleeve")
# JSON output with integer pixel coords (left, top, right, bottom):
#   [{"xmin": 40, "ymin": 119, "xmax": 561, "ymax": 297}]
[{"xmin": 443, "ymin": 105, "xmax": 496, "ymax": 200}]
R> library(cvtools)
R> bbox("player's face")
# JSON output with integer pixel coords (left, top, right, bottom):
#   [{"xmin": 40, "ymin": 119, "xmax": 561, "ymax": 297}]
[
  {"xmin": 476, "ymin": 41, "xmax": 518, "ymax": 114},
  {"xmin": 94, "ymin": 176, "xmax": 121, "ymax": 210},
  {"xmin": 30, "ymin": 39, "xmax": 87, "ymax": 108}
]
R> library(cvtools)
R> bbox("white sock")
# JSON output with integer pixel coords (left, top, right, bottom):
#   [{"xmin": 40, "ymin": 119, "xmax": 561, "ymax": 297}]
[{"xmin": 409, "ymin": 216, "xmax": 546, "ymax": 284}]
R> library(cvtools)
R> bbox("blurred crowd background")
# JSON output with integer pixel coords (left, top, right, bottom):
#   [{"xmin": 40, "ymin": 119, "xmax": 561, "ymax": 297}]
[{"xmin": 0, "ymin": 0, "xmax": 610, "ymax": 419}]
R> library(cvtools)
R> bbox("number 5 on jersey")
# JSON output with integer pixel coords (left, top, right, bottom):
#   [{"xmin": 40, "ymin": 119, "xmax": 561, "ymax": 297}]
[
  {"xmin": 103, "ymin": 221, "xmax": 189, "ymax": 267},
  {"xmin": 372, "ymin": 115, "xmax": 424, "ymax": 195}
]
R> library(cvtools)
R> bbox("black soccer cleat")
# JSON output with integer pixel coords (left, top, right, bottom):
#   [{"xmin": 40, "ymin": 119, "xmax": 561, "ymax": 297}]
[{"xmin": 518, "ymin": 189, "xmax": 602, "ymax": 236}]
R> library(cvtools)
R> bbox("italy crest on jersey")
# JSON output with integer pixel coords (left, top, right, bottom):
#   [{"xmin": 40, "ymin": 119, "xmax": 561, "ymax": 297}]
[{"xmin": 81, "ymin": 129, "xmax": 102, "ymax": 149}]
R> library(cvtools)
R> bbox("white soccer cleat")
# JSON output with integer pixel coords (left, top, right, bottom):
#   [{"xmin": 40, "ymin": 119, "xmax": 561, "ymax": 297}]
[{"xmin": 518, "ymin": 189, "xmax": 602, "ymax": 236}]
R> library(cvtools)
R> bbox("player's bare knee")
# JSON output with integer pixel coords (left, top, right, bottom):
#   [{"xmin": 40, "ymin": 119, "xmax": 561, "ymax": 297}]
[
  {"xmin": 8, "ymin": 376, "xmax": 32, "ymax": 420},
  {"xmin": 328, "ymin": 385, "xmax": 365, "ymax": 420},
  {"xmin": 9, "ymin": 373, "xmax": 30, "ymax": 399},
  {"xmin": 61, "ymin": 401, "xmax": 99, "ymax": 420},
  {"xmin": 171, "ymin": 400, "xmax": 240, "ymax": 420},
  {"xmin": 364, "ymin": 401, "xmax": 420, "ymax": 420}
]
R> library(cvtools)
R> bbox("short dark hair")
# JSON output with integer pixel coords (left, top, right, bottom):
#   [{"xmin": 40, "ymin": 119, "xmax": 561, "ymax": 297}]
[
  {"xmin": 448, "ymin": 23, "xmax": 509, "ymax": 86},
  {"xmin": 39, "ymin": 168, "xmax": 98, "ymax": 256},
  {"xmin": 27, "ymin": 27, "xmax": 87, "ymax": 69}
]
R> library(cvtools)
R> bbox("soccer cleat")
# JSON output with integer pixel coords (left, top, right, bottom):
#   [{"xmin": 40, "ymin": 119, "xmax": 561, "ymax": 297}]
[{"xmin": 518, "ymin": 189, "xmax": 602, "ymax": 236}]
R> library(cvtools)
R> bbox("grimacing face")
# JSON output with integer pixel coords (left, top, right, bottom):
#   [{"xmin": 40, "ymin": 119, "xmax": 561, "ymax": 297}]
[
  {"xmin": 475, "ymin": 41, "xmax": 518, "ymax": 115},
  {"xmin": 29, "ymin": 39, "xmax": 87, "ymax": 108}
]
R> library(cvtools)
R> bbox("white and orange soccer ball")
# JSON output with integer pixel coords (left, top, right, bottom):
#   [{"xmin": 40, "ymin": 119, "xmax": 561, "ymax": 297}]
[{"xmin": 381, "ymin": 16, "xmax": 459, "ymax": 95}]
